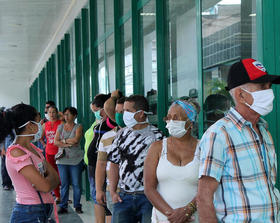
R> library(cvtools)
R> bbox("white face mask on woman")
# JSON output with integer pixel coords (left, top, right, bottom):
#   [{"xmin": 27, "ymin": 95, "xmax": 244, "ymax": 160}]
[
  {"xmin": 17, "ymin": 121, "xmax": 43, "ymax": 142},
  {"xmin": 242, "ymin": 88, "xmax": 274, "ymax": 116},
  {"xmin": 166, "ymin": 120, "xmax": 191, "ymax": 138}
]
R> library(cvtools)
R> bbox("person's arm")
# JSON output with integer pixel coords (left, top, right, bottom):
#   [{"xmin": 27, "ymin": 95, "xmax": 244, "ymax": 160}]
[
  {"xmin": 104, "ymin": 90, "xmax": 120, "ymax": 122},
  {"xmin": 65, "ymin": 125, "xmax": 83, "ymax": 145},
  {"xmin": 54, "ymin": 126, "xmax": 71, "ymax": 148},
  {"xmin": 11, "ymin": 148, "xmax": 60, "ymax": 192},
  {"xmin": 109, "ymin": 162, "xmax": 122, "ymax": 203},
  {"xmin": 197, "ymin": 128, "xmax": 226, "ymax": 223},
  {"xmin": 197, "ymin": 176, "xmax": 219, "ymax": 223},
  {"xmin": 95, "ymin": 157, "xmax": 107, "ymax": 205},
  {"xmin": 144, "ymin": 141, "xmax": 173, "ymax": 215}
]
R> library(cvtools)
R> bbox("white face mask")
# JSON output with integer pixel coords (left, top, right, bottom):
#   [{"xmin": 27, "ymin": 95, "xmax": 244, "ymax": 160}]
[
  {"xmin": 242, "ymin": 88, "xmax": 274, "ymax": 116},
  {"xmin": 166, "ymin": 120, "xmax": 191, "ymax": 138},
  {"xmin": 17, "ymin": 121, "xmax": 43, "ymax": 142},
  {"xmin": 123, "ymin": 111, "xmax": 148, "ymax": 128}
]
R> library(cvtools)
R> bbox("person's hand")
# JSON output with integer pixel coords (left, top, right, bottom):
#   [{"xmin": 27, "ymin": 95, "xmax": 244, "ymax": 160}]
[
  {"xmin": 167, "ymin": 207, "xmax": 194, "ymax": 223},
  {"xmin": 96, "ymin": 190, "xmax": 106, "ymax": 205},
  {"xmin": 111, "ymin": 90, "xmax": 120, "ymax": 98},
  {"xmin": 110, "ymin": 191, "xmax": 122, "ymax": 204}
]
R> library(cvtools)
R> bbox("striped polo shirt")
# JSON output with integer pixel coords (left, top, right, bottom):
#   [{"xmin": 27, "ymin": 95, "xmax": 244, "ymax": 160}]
[{"xmin": 198, "ymin": 107, "xmax": 280, "ymax": 222}]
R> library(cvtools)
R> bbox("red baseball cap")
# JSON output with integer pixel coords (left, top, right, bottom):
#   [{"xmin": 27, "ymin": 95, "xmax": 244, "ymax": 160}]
[{"xmin": 226, "ymin": 58, "xmax": 280, "ymax": 90}]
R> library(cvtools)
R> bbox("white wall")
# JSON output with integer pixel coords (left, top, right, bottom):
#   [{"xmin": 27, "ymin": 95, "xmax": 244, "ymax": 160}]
[{"xmin": 0, "ymin": 80, "xmax": 29, "ymax": 108}]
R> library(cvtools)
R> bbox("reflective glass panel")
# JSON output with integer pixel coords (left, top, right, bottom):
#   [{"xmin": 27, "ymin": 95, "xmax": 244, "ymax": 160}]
[
  {"xmin": 202, "ymin": 0, "xmax": 256, "ymax": 130},
  {"xmin": 141, "ymin": 0, "xmax": 157, "ymax": 124},
  {"xmin": 167, "ymin": 0, "xmax": 199, "ymax": 136},
  {"xmin": 123, "ymin": 20, "xmax": 133, "ymax": 96}
]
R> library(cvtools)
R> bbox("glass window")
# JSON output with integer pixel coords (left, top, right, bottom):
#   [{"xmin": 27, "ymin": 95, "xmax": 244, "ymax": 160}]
[
  {"xmin": 202, "ymin": 0, "xmax": 256, "ymax": 130},
  {"xmin": 97, "ymin": 0, "xmax": 105, "ymax": 39},
  {"xmin": 122, "ymin": 0, "xmax": 131, "ymax": 17},
  {"xmin": 98, "ymin": 42, "xmax": 109, "ymax": 93},
  {"xmin": 123, "ymin": 20, "xmax": 133, "ymax": 96},
  {"xmin": 70, "ymin": 25, "xmax": 77, "ymax": 107},
  {"xmin": 141, "ymin": 0, "xmax": 157, "ymax": 124},
  {"xmin": 105, "ymin": 0, "xmax": 114, "ymax": 32},
  {"xmin": 167, "ymin": 1, "xmax": 199, "ymax": 101},
  {"xmin": 106, "ymin": 34, "xmax": 116, "ymax": 92},
  {"xmin": 167, "ymin": 0, "xmax": 199, "ymax": 136}
]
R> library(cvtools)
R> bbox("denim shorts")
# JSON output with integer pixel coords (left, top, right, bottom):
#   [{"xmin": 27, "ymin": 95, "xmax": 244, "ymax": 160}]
[{"xmin": 10, "ymin": 203, "xmax": 53, "ymax": 223}]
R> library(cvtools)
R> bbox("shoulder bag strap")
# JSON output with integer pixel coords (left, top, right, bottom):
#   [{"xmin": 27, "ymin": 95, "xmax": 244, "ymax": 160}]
[{"xmin": 29, "ymin": 158, "xmax": 56, "ymax": 223}]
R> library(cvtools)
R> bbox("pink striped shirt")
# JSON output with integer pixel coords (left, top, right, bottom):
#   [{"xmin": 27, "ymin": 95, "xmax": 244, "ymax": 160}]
[{"xmin": 6, "ymin": 143, "xmax": 53, "ymax": 205}]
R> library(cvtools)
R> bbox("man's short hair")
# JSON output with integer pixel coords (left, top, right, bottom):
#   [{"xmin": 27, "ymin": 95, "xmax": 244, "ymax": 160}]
[
  {"xmin": 117, "ymin": 97, "xmax": 126, "ymax": 104},
  {"xmin": 45, "ymin": 101, "xmax": 55, "ymax": 106},
  {"xmin": 125, "ymin": 95, "xmax": 149, "ymax": 112}
]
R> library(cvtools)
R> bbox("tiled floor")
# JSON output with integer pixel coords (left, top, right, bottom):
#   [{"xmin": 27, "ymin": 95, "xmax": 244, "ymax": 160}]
[{"xmin": 0, "ymin": 180, "xmax": 95, "ymax": 223}]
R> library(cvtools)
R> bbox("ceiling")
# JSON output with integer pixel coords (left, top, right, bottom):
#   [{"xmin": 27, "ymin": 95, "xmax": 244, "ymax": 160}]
[{"xmin": 0, "ymin": 0, "xmax": 87, "ymax": 84}]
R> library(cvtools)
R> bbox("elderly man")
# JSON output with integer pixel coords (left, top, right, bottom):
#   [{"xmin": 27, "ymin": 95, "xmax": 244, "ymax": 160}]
[{"xmin": 197, "ymin": 58, "xmax": 280, "ymax": 222}]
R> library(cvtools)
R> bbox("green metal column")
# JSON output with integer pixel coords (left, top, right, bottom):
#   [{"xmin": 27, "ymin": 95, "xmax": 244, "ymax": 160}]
[
  {"xmin": 43, "ymin": 68, "xmax": 47, "ymax": 112},
  {"xmin": 57, "ymin": 45, "xmax": 63, "ymax": 110},
  {"xmin": 156, "ymin": 0, "xmax": 169, "ymax": 133},
  {"xmin": 29, "ymin": 84, "xmax": 33, "ymax": 107},
  {"xmin": 82, "ymin": 8, "xmax": 90, "ymax": 130},
  {"xmin": 39, "ymin": 70, "xmax": 47, "ymax": 116},
  {"xmin": 89, "ymin": 0, "xmax": 99, "ymax": 102},
  {"xmin": 82, "ymin": 8, "xmax": 91, "ymax": 201},
  {"xmin": 46, "ymin": 60, "xmax": 51, "ymax": 101},
  {"xmin": 49, "ymin": 58, "xmax": 53, "ymax": 100},
  {"xmin": 261, "ymin": 0, "xmax": 280, "ymax": 188},
  {"xmin": 75, "ymin": 18, "xmax": 84, "ymax": 125},
  {"xmin": 60, "ymin": 39, "xmax": 66, "ymax": 109},
  {"xmin": 114, "ymin": 0, "xmax": 125, "ymax": 93},
  {"xmin": 34, "ymin": 78, "xmax": 39, "ymax": 110},
  {"xmin": 51, "ymin": 54, "xmax": 57, "ymax": 104},
  {"xmin": 64, "ymin": 34, "xmax": 72, "ymax": 107},
  {"xmin": 49, "ymin": 58, "xmax": 53, "ymax": 101},
  {"xmin": 132, "ymin": 0, "xmax": 144, "ymax": 95},
  {"xmin": 49, "ymin": 57, "xmax": 54, "ymax": 101},
  {"xmin": 196, "ymin": 0, "xmax": 204, "ymax": 138}
]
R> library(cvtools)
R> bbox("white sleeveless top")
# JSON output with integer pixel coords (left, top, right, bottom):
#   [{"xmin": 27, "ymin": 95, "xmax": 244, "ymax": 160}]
[{"xmin": 151, "ymin": 138, "xmax": 200, "ymax": 223}]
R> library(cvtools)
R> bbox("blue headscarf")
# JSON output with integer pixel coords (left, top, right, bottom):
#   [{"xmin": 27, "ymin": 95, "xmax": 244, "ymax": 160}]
[{"xmin": 172, "ymin": 100, "xmax": 197, "ymax": 123}]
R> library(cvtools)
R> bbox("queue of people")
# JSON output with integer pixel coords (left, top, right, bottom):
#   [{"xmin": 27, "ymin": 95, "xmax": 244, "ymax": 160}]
[{"xmin": 0, "ymin": 58, "xmax": 280, "ymax": 222}]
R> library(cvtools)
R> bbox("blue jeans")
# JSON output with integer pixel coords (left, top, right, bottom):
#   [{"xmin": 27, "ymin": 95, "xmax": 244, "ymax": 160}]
[
  {"xmin": 57, "ymin": 162, "xmax": 82, "ymax": 209},
  {"xmin": 112, "ymin": 192, "xmax": 152, "ymax": 223},
  {"xmin": 10, "ymin": 203, "xmax": 53, "ymax": 223},
  {"xmin": 88, "ymin": 165, "xmax": 98, "ymax": 204}
]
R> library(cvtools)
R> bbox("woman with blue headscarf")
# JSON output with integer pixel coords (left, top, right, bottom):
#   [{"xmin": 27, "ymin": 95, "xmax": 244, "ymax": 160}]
[{"xmin": 144, "ymin": 99, "xmax": 200, "ymax": 223}]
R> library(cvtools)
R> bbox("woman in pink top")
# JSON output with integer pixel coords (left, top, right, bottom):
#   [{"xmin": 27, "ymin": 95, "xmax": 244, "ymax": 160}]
[
  {"xmin": 41, "ymin": 105, "xmax": 62, "ymax": 202},
  {"xmin": 0, "ymin": 104, "xmax": 60, "ymax": 223}
]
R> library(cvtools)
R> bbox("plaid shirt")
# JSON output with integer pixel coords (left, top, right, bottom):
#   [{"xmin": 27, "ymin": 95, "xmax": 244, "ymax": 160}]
[{"xmin": 198, "ymin": 108, "xmax": 280, "ymax": 222}]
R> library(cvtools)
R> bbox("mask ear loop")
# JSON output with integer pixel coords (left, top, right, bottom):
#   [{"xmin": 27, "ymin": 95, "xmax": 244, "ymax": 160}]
[
  {"xmin": 185, "ymin": 120, "xmax": 193, "ymax": 132},
  {"xmin": 241, "ymin": 88, "xmax": 253, "ymax": 108}
]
